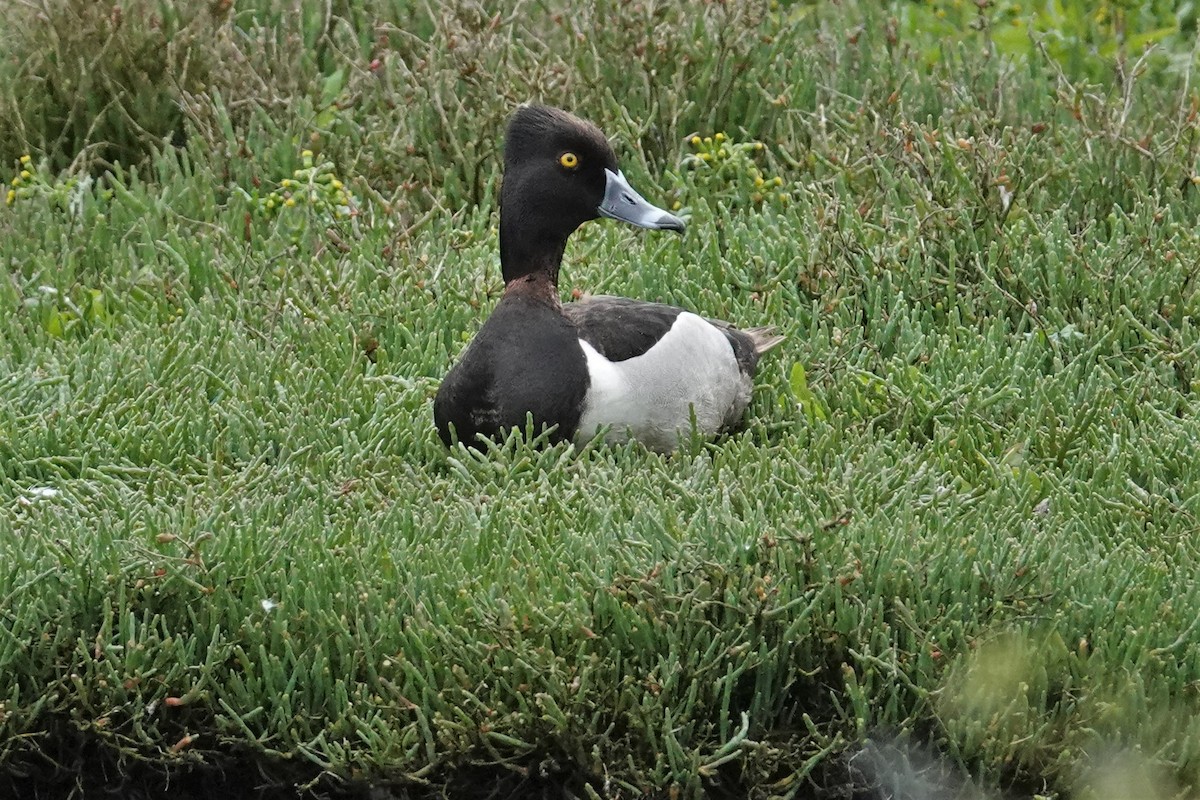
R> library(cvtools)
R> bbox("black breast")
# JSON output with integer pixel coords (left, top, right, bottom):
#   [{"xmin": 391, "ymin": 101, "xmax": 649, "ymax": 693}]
[{"xmin": 433, "ymin": 295, "xmax": 589, "ymax": 447}]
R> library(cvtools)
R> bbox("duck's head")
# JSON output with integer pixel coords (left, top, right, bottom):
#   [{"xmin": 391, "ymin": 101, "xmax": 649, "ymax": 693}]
[{"xmin": 500, "ymin": 105, "xmax": 685, "ymax": 283}]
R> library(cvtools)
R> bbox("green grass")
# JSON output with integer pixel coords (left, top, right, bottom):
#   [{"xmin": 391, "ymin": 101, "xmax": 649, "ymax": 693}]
[{"xmin": 3, "ymin": 1, "xmax": 1200, "ymax": 798}]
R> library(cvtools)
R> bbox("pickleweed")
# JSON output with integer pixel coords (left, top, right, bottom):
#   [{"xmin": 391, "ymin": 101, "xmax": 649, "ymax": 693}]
[
  {"xmin": 2, "ymin": 2, "xmax": 1200, "ymax": 797},
  {"xmin": 234, "ymin": 143, "xmax": 360, "ymax": 246},
  {"xmin": 682, "ymin": 130, "xmax": 788, "ymax": 209}
]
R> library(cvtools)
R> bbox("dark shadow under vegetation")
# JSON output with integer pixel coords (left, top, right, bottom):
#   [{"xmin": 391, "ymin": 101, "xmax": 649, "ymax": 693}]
[{"xmin": 4, "ymin": 725, "xmax": 997, "ymax": 800}]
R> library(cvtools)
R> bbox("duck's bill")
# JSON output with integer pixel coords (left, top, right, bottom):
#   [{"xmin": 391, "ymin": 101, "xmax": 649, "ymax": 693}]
[{"xmin": 598, "ymin": 169, "xmax": 686, "ymax": 233}]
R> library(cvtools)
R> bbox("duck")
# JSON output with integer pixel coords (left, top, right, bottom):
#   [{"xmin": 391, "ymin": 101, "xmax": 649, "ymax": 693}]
[{"xmin": 434, "ymin": 104, "xmax": 783, "ymax": 453}]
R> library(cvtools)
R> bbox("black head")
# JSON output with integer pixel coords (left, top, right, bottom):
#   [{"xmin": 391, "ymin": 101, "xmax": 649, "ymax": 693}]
[{"xmin": 499, "ymin": 105, "xmax": 685, "ymax": 283}]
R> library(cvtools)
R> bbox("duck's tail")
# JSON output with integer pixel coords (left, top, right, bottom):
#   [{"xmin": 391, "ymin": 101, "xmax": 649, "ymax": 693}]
[{"xmin": 742, "ymin": 326, "xmax": 785, "ymax": 355}]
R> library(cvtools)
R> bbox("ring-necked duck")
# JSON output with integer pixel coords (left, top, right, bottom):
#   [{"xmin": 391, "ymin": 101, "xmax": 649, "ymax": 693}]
[{"xmin": 434, "ymin": 105, "xmax": 782, "ymax": 452}]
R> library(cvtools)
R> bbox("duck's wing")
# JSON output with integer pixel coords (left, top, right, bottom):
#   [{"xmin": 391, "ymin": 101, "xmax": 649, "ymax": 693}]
[
  {"xmin": 562, "ymin": 295, "xmax": 684, "ymax": 362},
  {"xmin": 564, "ymin": 295, "xmax": 782, "ymax": 373}
]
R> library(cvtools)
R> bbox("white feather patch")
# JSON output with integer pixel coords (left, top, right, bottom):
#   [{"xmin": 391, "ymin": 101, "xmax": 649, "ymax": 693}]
[{"xmin": 574, "ymin": 312, "xmax": 751, "ymax": 452}]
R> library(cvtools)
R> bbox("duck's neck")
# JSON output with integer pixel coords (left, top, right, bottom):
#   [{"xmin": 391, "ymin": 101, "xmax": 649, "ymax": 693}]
[{"xmin": 499, "ymin": 213, "xmax": 568, "ymax": 285}]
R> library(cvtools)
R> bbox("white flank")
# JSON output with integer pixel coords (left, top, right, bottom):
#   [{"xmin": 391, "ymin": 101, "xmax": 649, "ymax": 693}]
[{"xmin": 575, "ymin": 312, "xmax": 751, "ymax": 452}]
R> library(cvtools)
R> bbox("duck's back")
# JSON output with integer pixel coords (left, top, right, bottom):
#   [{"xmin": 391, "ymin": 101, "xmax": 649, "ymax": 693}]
[{"xmin": 563, "ymin": 295, "xmax": 769, "ymax": 370}]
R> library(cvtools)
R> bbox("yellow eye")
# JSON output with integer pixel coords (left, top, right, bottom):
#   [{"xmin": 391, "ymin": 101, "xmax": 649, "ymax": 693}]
[{"xmin": 559, "ymin": 152, "xmax": 579, "ymax": 169}]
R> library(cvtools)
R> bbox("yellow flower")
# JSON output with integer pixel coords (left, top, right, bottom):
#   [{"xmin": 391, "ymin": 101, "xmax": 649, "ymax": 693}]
[
  {"xmin": 284, "ymin": 197, "xmax": 296, "ymax": 207},
  {"xmin": 301, "ymin": 149, "xmax": 314, "ymax": 159},
  {"xmin": 690, "ymin": 135, "xmax": 701, "ymax": 147},
  {"xmin": 5, "ymin": 189, "xmax": 14, "ymax": 206},
  {"xmin": 11, "ymin": 176, "xmax": 20, "ymax": 187},
  {"xmin": 20, "ymin": 170, "xmax": 31, "ymax": 180},
  {"xmin": 331, "ymin": 179, "xmax": 343, "ymax": 190},
  {"xmin": 19, "ymin": 155, "xmax": 31, "ymax": 165},
  {"xmin": 715, "ymin": 132, "xmax": 726, "ymax": 142},
  {"xmin": 754, "ymin": 176, "xmax": 764, "ymax": 187}
]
